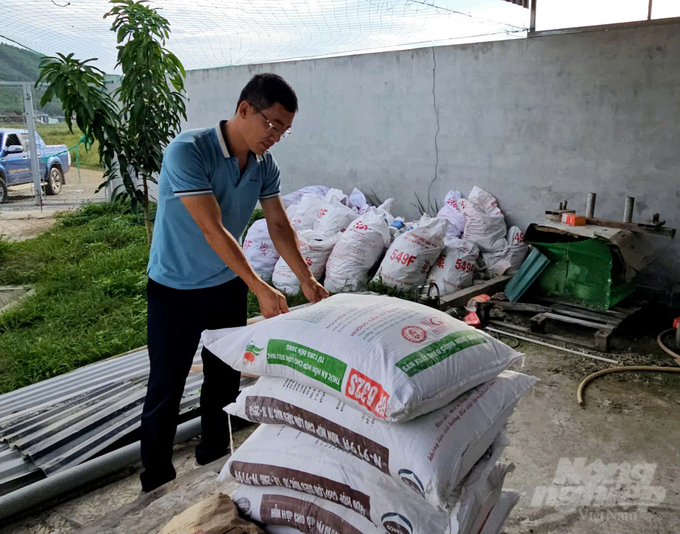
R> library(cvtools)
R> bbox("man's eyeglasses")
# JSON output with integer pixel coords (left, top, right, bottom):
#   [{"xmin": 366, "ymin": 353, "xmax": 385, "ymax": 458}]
[{"xmin": 249, "ymin": 102, "xmax": 291, "ymax": 139}]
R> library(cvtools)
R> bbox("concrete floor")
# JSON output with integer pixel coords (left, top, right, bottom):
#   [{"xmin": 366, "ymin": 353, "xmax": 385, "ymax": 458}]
[
  {"xmin": 0, "ymin": 208, "xmax": 62, "ymax": 242},
  {"xmin": 503, "ymin": 341, "xmax": 680, "ymax": 534},
  {"xmin": 2, "ymin": 337, "xmax": 679, "ymax": 534}
]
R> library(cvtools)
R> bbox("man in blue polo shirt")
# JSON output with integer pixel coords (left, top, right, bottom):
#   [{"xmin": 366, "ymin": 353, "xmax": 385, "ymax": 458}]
[{"xmin": 141, "ymin": 73, "xmax": 328, "ymax": 492}]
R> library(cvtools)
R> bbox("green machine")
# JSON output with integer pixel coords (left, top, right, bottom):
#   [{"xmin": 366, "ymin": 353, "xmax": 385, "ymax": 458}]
[{"xmin": 524, "ymin": 222, "xmax": 654, "ymax": 311}]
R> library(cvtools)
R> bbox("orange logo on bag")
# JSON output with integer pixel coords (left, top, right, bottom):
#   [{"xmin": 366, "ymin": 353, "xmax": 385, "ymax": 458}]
[
  {"xmin": 242, "ymin": 342, "xmax": 262, "ymax": 363},
  {"xmin": 345, "ymin": 368, "xmax": 389, "ymax": 418}
]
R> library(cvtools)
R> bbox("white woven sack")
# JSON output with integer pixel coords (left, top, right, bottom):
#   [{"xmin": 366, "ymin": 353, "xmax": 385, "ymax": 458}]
[
  {"xmin": 430, "ymin": 237, "xmax": 479, "ymax": 296},
  {"xmin": 203, "ymin": 293, "xmax": 523, "ymax": 422},
  {"xmin": 463, "ymin": 213, "xmax": 507, "ymax": 253},
  {"xmin": 373, "ymin": 215, "xmax": 448, "ymax": 289},
  {"xmin": 225, "ymin": 371, "xmax": 535, "ymax": 508},
  {"xmin": 286, "ymin": 195, "xmax": 325, "ymax": 231},
  {"xmin": 480, "ymin": 490, "xmax": 521, "ymax": 534},
  {"xmin": 223, "ymin": 426, "xmax": 508, "ymax": 534},
  {"xmin": 272, "ymin": 230, "xmax": 340, "ymax": 294},
  {"xmin": 468, "ymin": 187, "xmax": 503, "ymax": 216},
  {"xmin": 233, "ymin": 484, "xmax": 380, "ymax": 534},
  {"xmin": 243, "ymin": 219, "xmax": 279, "ymax": 281},
  {"xmin": 324, "ymin": 208, "xmax": 392, "ymax": 293},
  {"xmin": 313, "ymin": 190, "xmax": 358, "ymax": 237},
  {"xmin": 281, "ymin": 186, "xmax": 330, "ymax": 209},
  {"xmin": 437, "ymin": 190, "xmax": 467, "ymax": 238},
  {"xmin": 482, "ymin": 226, "xmax": 528, "ymax": 276},
  {"xmin": 454, "ymin": 462, "xmax": 514, "ymax": 534}
]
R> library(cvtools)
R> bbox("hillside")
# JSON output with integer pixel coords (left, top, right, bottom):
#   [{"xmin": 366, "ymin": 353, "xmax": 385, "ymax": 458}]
[{"xmin": 0, "ymin": 43, "xmax": 63, "ymax": 116}]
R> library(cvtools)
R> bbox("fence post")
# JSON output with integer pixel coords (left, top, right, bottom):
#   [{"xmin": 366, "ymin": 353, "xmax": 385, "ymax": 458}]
[{"xmin": 22, "ymin": 82, "xmax": 43, "ymax": 207}]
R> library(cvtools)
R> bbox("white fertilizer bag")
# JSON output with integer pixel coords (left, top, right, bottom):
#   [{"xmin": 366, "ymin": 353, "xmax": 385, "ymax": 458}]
[
  {"xmin": 287, "ymin": 195, "xmax": 325, "ymax": 231},
  {"xmin": 272, "ymin": 230, "xmax": 340, "ymax": 294},
  {"xmin": 243, "ymin": 219, "xmax": 280, "ymax": 281},
  {"xmin": 233, "ymin": 484, "xmax": 381, "ymax": 534},
  {"xmin": 482, "ymin": 226, "xmax": 528, "ymax": 276},
  {"xmin": 348, "ymin": 187, "xmax": 368, "ymax": 212},
  {"xmin": 225, "ymin": 370, "xmax": 535, "ymax": 508},
  {"xmin": 313, "ymin": 191, "xmax": 358, "ymax": 237},
  {"xmin": 462, "ymin": 202, "xmax": 507, "ymax": 253},
  {"xmin": 453, "ymin": 462, "xmax": 514, "ymax": 534},
  {"xmin": 373, "ymin": 215, "xmax": 448, "ymax": 290},
  {"xmin": 437, "ymin": 190, "xmax": 467, "ymax": 238},
  {"xmin": 482, "ymin": 247, "xmax": 528, "ymax": 277},
  {"xmin": 322, "ymin": 187, "xmax": 348, "ymax": 205},
  {"xmin": 430, "ymin": 237, "xmax": 479, "ymax": 297},
  {"xmin": 507, "ymin": 226, "xmax": 524, "ymax": 246},
  {"xmin": 324, "ymin": 208, "xmax": 392, "ymax": 293},
  {"xmin": 204, "ymin": 293, "xmax": 522, "ymax": 421},
  {"xmin": 222, "ymin": 426, "xmax": 507, "ymax": 534},
  {"xmin": 480, "ymin": 490, "xmax": 521, "ymax": 534},
  {"xmin": 281, "ymin": 186, "xmax": 330, "ymax": 209},
  {"xmin": 468, "ymin": 187, "xmax": 503, "ymax": 217}
]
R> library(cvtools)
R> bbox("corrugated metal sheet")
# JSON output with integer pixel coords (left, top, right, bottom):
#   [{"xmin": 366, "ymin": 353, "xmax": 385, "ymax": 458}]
[
  {"xmin": 505, "ymin": 247, "xmax": 550, "ymax": 302},
  {"xmin": 0, "ymin": 346, "xmax": 250, "ymax": 497}
]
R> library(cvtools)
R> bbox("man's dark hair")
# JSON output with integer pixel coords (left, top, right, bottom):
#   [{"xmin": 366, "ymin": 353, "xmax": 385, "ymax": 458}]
[{"xmin": 236, "ymin": 73, "xmax": 298, "ymax": 114}]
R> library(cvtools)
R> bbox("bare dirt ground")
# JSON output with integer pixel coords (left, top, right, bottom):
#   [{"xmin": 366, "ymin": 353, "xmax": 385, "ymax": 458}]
[{"xmin": 0, "ymin": 168, "xmax": 105, "ymax": 242}]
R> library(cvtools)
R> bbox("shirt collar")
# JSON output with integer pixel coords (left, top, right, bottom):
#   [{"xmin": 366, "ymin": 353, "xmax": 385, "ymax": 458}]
[{"xmin": 215, "ymin": 121, "xmax": 263, "ymax": 163}]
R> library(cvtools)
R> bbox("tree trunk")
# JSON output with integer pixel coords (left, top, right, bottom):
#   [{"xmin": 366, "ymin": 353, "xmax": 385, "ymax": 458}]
[{"xmin": 143, "ymin": 175, "xmax": 153, "ymax": 247}]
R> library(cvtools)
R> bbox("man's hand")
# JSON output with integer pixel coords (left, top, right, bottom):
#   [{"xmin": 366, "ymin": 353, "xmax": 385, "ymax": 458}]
[
  {"xmin": 301, "ymin": 279, "xmax": 329, "ymax": 304},
  {"xmin": 254, "ymin": 282, "xmax": 289, "ymax": 318}
]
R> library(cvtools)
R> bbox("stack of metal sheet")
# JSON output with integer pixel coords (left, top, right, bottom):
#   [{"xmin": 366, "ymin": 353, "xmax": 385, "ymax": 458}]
[{"xmin": 0, "ymin": 347, "xmax": 225, "ymax": 496}]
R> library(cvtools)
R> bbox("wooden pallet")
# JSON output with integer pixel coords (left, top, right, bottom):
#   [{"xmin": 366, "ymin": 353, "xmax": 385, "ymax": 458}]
[{"xmin": 528, "ymin": 299, "xmax": 643, "ymax": 352}]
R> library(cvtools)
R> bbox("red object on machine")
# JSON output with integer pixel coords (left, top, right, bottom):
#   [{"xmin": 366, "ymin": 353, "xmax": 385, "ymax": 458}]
[
  {"xmin": 466, "ymin": 294, "xmax": 491, "ymax": 311},
  {"xmin": 561, "ymin": 213, "xmax": 587, "ymax": 226},
  {"xmin": 673, "ymin": 317, "xmax": 680, "ymax": 329},
  {"xmin": 464, "ymin": 312, "xmax": 481, "ymax": 328}
]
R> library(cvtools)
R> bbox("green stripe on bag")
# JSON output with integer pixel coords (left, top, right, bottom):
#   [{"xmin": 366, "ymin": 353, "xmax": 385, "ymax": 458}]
[
  {"xmin": 396, "ymin": 331, "xmax": 489, "ymax": 377},
  {"xmin": 267, "ymin": 339, "xmax": 347, "ymax": 391}
]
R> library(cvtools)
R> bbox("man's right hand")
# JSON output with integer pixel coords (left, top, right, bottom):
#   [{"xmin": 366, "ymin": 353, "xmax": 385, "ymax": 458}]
[{"xmin": 254, "ymin": 283, "xmax": 289, "ymax": 318}]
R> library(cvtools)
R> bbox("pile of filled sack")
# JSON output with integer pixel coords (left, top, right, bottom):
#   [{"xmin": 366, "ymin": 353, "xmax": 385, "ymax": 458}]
[
  {"xmin": 242, "ymin": 185, "xmax": 529, "ymax": 297},
  {"xmin": 202, "ymin": 293, "xmax": 536, "ymax": 534}
]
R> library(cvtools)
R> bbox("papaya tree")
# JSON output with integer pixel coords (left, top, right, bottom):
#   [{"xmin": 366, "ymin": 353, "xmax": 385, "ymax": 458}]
[{"xmin": 37, "ymin": 0, "xmax": 187, "ymax": 244}]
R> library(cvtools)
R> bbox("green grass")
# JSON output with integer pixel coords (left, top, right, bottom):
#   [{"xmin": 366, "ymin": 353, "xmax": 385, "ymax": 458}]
[
  {"xmin": 0, "ymin": 122, "xmax": 102, "ymax": 171},
  {"xmin": 0, "ymin": 203, "xmax": 302, "ymax": 394},
  {"xmin": 0, "ymin": 203, "xmax": 148, "ymax": 393}
]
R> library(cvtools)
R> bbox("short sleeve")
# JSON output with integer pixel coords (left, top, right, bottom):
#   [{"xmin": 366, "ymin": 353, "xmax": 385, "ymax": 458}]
[
  {"xmin": 163, "ymin": 141, "xmax": 212, "ymax": 198},
  {"xmin": 259, "ymin": 154, "xmax": 281, "ymax": 200}
]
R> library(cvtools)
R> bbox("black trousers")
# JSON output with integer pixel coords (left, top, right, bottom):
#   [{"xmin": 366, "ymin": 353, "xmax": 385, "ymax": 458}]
[{"xmin": 140, "ymin": 276, "xmax": 248, "ymax": 491}]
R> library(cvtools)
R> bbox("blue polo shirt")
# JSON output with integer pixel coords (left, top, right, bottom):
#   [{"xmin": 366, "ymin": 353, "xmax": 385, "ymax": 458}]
[{"xmin": 147, "ymin": 121, "xmax": 281, "ymax": 289}]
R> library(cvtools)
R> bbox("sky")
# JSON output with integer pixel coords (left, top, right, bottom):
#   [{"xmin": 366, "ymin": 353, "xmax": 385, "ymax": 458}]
[{"xmin": 0, "ymin": 0, "xmax": 678, "ymax": 73}]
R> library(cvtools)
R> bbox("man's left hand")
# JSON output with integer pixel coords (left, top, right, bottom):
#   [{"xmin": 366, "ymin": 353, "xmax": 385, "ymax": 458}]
[{"xmin": 301, "ymin": 279, "xmax": 329, "ymax": 303}]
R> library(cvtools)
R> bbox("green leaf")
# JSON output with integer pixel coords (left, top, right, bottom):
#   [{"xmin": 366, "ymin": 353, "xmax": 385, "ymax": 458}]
[{"xmin": 117, "ymin": 26, "xmax": 127, "ymax": 43}]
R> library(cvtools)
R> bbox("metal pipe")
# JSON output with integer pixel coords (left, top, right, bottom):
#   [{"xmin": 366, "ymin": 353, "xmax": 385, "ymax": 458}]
[
  {"xmin": 585, "ymin": 193, "xmax": 597, "ymax": 218},
  {"xmin": 623, "ymin": 196, "xmax": 635, "ymax": 223},
  {"xmin": 22, "ymin": 83, "xmax": 43, "ymax": 207},
  {"xmin": 486, "ymin": 327, "xmax": 620, "ymax": 364},
  {"xmin": 0, "ymin": 417, "xmax": 202, "ymax": 522}
]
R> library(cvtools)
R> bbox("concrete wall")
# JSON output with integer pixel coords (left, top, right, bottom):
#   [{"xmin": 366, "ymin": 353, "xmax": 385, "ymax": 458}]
[{"xmin": 183, "ymin": 23, "xmax": 680, "ymax": 291}]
